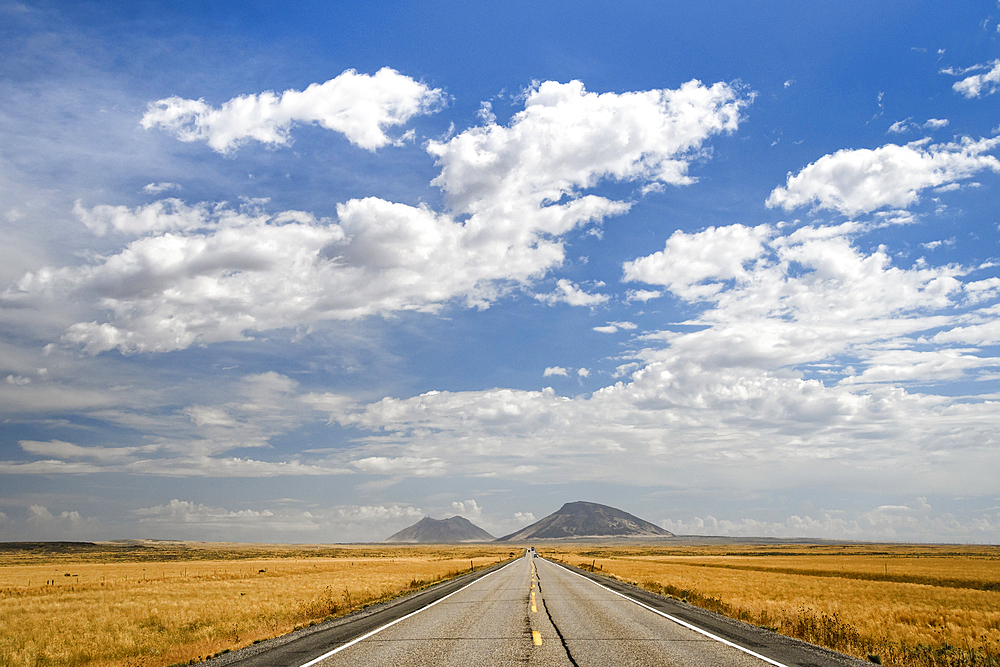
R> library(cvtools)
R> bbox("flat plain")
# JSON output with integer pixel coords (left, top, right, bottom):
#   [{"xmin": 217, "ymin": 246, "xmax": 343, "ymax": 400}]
[
  {"xmin": 4, "ymin": 541, "xmax": 999, "ymax": 667},
  {"xmin": 0, "ymin": 541, "xmax": 517, "ymax": 667},
  {"xmin": 541, "ymin": 542, "xmax": 1000, "ymax": 667}
]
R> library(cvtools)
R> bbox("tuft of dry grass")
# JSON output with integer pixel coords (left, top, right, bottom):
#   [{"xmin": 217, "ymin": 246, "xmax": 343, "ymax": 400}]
[
  {"xmin": 541, "ymin": 543, "xmax": 1000, "ymax": 667},
  {"xmin": 0, "ymin": 543, "xmax": 518, "ymax": 667}
]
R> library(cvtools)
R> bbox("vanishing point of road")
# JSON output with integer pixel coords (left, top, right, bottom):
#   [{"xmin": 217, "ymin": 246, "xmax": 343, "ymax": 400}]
[{"xmin": 214, "ymin": 551, "xmax": 871, "ymax": 667}]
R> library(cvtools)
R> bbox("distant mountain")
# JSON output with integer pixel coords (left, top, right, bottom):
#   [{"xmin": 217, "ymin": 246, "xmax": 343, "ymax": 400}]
[
  {"xmin": 496, "ymin": 501, "xmax": 674, "ymax": 541},
  {"xmin": 384, "ymin": 516, "xmax": 495, "ymax": 543}
]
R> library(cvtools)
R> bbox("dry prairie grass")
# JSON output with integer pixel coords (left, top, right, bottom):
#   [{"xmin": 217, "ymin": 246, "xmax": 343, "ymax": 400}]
[
  {"xmin": 542, "ymin": 543, "xmax": 1000, "ymax": 667},
  {"xmin": 0, "ymin": 542, "xmax": 517, "ymax": 667}
]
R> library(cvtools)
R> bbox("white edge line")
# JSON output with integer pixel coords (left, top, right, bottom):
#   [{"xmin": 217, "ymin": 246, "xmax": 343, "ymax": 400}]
[
  {"xmin": 551, "ymin": 559, "xmax": 792, "ymax": 667},
  {"xmin": 297, "ymin": 558, "xmax": 520, "ymax": 667}
]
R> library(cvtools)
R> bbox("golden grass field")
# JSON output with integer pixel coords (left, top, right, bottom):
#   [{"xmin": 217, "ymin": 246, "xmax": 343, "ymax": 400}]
[
  {"xmin": 0, "ymin": 541, "xmax": 519, "ymax": 667},
  {"xmin": 541, "ymin": 543, "xmax": 1000, "ymax": 667},
  {"xmin": 4, "ymin": 540, "xmax": 999, "ymax": 667}
]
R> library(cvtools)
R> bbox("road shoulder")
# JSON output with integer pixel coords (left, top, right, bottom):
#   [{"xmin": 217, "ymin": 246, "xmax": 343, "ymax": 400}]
[{"xmin": 547, "ymin": 559, "xmax": 873, "ymax": 667}]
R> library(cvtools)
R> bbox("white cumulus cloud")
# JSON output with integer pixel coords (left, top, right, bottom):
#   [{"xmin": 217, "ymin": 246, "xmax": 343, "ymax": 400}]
[
  {"xmin": 887, "ymin": 118, "xmax": 949, "ymax": 134},
  {"xmin": 134, "ymin": 498, "xmax": 275, "ymax": 523},
  {"xmin": 427, "ymin": 79, "xmax": 748, "ymax": 216},
  {"xmin": 948, "ymin": 59, "xmax": 1000, "ymax": 98},
  {"xmin": 766, "ymin": 137, "xmax": 1000, "ymax": 215},
  {"xmin": 535, "ymin": 279, "xmax": 609, "ymax": 307},
  {"xmin": 141, "ymin": 67, "xmax": 446, "ymax": 153},
  {"xmin": 451, "ymin": 499, "xmax": 482, "ymax": 517},
  {"xmin": 142, "ymin": 182, "xmax": 180, "ymax": 195},
  {"xmin": 623, "ymin": 224, "xmax": 773, "ymax": 300},
  {"xmin": 626, "ymin": 289, "xmax": 662, "ymax": 303},
  {"xmin": 657, "ymin": 499, "xmax": 1000, "ymax": 541},
  {"xmin": 299, "ymin": 220, "xmax": 1000, "ymax": 495},
  {"xmin": 593, "ymin": 321, "xmax": 638, "ymax": 334},
  {"xmin": 24, "ymin": 505, "xmax": 99, "ymax": 539},
  {"xmin": 887, "ymin": 118, "xmax": 912, "ymax": 134},
  {"xmin": 12, "ymin": 78, "xmax": 749, "ymax": 355},
  {"xmin": 129, "ymin": 499, "xmax": 426, "ymax": 541},
  {"xmin": 72, "ymin": 198, "xmax": 210, "ymax": 236}
]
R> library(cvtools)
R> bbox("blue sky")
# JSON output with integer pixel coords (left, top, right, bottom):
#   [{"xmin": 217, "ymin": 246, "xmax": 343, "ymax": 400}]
[{"xmin": 2, "ymin": 0, "xmax": 1000, "ymax": 543}]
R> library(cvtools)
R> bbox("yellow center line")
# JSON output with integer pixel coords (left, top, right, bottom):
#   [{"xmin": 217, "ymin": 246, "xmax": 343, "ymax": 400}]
[{"xmin": 532, "ymin": 631, "xmax": 542, "ymax": 646}]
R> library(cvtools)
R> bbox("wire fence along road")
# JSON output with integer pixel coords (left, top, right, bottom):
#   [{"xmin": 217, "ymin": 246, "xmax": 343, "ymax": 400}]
[{"xmin": 211, "ymin": 553, "xmax": 872, "ymax": 667}]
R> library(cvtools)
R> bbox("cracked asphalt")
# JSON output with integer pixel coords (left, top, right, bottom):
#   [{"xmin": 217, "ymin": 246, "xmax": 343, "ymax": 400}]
[{"xmin": 212, "ymin": 552, "xmax": 872, "ymax": 667}]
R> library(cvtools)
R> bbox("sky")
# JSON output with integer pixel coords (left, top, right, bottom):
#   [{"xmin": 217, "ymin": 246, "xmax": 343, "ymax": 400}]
[{"xmin": 1, "ymin": 0, "xmax": 1000, "ymax": 544}]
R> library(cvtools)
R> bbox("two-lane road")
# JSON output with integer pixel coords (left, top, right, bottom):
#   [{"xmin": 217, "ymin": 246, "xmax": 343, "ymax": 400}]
[
  {"xmin": 306, "ymin": 554, "xmax": 544, "ymax": 665},
  {"xmin": 215, "ymin": 552, "xmax": 870, "ymax": 667}
]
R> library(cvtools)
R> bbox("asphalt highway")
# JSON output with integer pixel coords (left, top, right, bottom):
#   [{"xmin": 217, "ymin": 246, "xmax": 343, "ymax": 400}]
[{"xmin": 213, "ymin": 552, "xmax": 871, "ymax": 667}]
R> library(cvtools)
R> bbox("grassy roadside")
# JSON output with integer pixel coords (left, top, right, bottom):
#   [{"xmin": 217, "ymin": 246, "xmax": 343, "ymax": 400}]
[
  {"xmin": 0, "ymin": 543, "xmax": 519, "ymax": 667},
  {"xmin": 540, "ymin": 544, "xmax": 1000, "ymax": 667}
]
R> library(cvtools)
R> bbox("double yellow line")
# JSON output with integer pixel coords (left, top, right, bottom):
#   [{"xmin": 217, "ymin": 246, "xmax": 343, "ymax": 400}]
[{"xmin": 530, "ymin": 558, "xmax": 542, "ymax": 645}]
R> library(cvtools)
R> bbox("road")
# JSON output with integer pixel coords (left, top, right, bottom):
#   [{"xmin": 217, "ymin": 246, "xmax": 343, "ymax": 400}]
[{"xmin": 215, "ymin": 552, "xmax": 870, "ymax": 667}]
